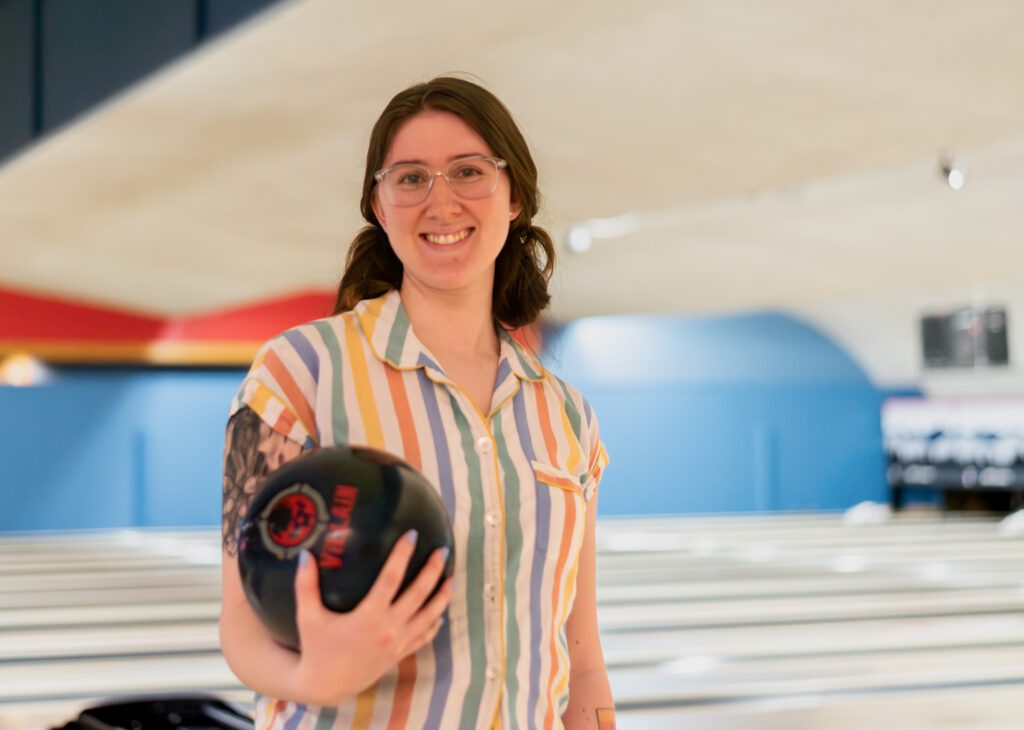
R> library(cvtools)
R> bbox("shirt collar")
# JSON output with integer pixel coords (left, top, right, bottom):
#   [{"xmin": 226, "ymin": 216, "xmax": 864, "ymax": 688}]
[{"xmin": 354, "ymin": 289, "xmax": 546, "ymax": 382}]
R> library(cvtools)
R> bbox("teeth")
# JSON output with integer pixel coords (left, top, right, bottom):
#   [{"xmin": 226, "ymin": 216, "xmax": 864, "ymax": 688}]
[{"xmin": 424, "ymin": 229, "xmax": 471, "ymax": 245}]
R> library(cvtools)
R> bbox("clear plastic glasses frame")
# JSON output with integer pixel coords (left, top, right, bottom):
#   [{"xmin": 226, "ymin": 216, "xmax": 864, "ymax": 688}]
[{"xmin": 373, "ymin": 155, "xmax": 508, "ymax": 206}]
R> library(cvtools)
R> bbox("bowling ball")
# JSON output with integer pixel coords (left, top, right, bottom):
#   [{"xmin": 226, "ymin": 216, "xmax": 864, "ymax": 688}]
[{"xmin": 237, "ymin": 444, "xmax": 455, "ymax": 649}]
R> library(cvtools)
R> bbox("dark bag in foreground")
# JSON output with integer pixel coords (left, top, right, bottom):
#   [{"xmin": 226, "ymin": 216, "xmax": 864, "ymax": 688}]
[{"xmin": 50, "ymin": 694, "xmax": 254, "ymax": 730}]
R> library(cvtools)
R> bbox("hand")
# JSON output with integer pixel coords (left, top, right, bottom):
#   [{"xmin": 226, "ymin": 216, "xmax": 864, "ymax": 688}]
[{"xmin": 291, "ymin": 530, "xmax": 453, "ymax": 706}]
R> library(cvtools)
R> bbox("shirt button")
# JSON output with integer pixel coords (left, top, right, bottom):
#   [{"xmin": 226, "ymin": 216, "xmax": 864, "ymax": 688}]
[
  {"xmin": 483, "ymin": 582, "xmax": 496, "ymax": 596},
  {"xmin": 475, "ymin": 436, "xmax": 493, "ymax": 454},
  {"xmin": 485, "ymin": 510, "xmax": 501, "ymax": 526},
  {"xmin": 486, "ymin": 666, "xmax": 500, "ymax": 680}
]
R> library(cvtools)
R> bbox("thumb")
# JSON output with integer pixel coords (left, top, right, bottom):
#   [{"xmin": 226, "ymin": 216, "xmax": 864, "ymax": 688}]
[{"xmin": 294, "ymin": 550, "xmax": 323, "ymax": 623}]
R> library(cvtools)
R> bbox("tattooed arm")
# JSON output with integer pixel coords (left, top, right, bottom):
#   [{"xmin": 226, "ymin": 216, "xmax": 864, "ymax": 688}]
[
  {"xmin": 219, "ymin": 406, "xmax": 312, "ymax": 699},
  {"xmin": 222, "ymin": 406, "xmax": 304, "ymax": 556}
]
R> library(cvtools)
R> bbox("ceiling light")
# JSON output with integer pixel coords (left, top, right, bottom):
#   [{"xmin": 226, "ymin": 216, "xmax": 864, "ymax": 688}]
[
  {"xmin": 0, "ymin": 352, "xmax": 51, "ymax": 387},
  {"xmin": 939, "ymin": 156, "xmax": 965, "ymax": 190},
  {"xmin": 564, "ymin": 213, "xmax": 639, "ymax": 254},
  {"xmin": 566, "ymin": 225, "xmax": 593, "ymax": 253}
]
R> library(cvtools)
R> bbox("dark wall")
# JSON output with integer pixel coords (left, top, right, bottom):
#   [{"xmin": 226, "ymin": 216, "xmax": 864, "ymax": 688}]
[
  {"xmin": 0, "ymin": 0, "xmax": 35, "ymax": 155},
  {"xmin": 0, "ymin": 0, "xmax": 282, "ymax": 164}
]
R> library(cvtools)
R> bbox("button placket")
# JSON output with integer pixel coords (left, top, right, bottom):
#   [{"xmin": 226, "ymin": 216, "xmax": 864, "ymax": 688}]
[{"xmin": 471, "ymin": 416, "xmax": 506, "ymax": 705}]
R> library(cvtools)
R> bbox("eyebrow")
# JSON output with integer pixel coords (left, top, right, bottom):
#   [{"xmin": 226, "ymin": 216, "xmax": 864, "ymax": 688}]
[{"xmin": 386, "ymin": 152, "xmax": 489, "ymax": 167}]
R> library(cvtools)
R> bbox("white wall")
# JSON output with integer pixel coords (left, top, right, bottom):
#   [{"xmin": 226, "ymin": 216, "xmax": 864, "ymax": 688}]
[{"xmin": 798, "ymin": 286, "xmax": 1024, "ymax": 396}]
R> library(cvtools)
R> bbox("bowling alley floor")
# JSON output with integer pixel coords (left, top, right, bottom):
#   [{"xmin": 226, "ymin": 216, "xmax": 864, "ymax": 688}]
[{"xmin": 1, "ymin": 512, "xmax": 1022, "ymax": 730}]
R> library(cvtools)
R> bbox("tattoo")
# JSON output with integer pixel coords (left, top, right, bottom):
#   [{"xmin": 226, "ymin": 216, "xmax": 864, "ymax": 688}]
[
  {"xmin": 222, "ymin": 407, "xmax": 304, "ymax": 555},
  {"xmin": 596, "ymin": 708, "xmax": 616, "ymax": 730}
]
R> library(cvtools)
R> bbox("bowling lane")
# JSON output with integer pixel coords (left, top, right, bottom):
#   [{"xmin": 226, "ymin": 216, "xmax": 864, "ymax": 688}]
[
  {"xmin": 616, "ymin": 684, "xmax": 1024, "ymax": 730},
  {"xmin": 601, "ymin": 614, "xmax": 1024, "ymax": 666},
  {"xmin": 0, "ymin": 601, "xmax": 220, "ymax": 631},
  {"xmin": 600, "ymin": 590, "xmax": 1024, "ymax": 631},
  {"xmin": 598, "ymin": 514, "xmax": 1024, "ymax": 729},
  {"xmin": 0, "ymin": 623, "xmax": 219, "ymax": 663},
  {"xmin": 0, "ymin": 513, "xmax": 1022, "ymax": 730},
  {"xmin": 0, "ymin": 654, "xmax": 238, "ymax": 704},
  {"xmin": 608, "ymin": 643, "xmax": 1024, "ymax": 707},
  {"xmin": 0, "ymin": 567, "xmax": 220, "ymax": 593}
]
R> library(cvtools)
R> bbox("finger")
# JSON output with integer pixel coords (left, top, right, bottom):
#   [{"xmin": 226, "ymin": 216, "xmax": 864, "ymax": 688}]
[
  {"xmin": 361, "ymin": 529, "xmax": 418, "ymax": 610},
  {"xmin": 400, "ymin": 616, "xmax": 445, "ymax": 659},
  {"xmin": 398, "ymin": 576, "xmax": 453, "ymax": 643},
  {"xmin": 294, "ymin": 550, "xmax": 323, "ymax": 627},
  {"xmin": 390, "ymin": 545, "xmax": 451, "ymax": 620}
]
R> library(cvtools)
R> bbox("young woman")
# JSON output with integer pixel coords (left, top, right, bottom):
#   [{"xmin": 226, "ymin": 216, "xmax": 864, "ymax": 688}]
[{"xmin": 220, "ymin": 77, "xmax": 614, "ymax": 730}]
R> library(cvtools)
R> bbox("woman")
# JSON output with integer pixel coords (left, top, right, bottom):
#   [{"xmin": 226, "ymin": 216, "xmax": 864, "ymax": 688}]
[{"xmin": 220, "ymin": 77, "xmax": 614, "ymax": 730}]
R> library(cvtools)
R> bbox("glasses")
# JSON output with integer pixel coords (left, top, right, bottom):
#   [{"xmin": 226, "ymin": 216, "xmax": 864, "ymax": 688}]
[{"xmin": 373, "ymin": 155, "xmax": 508, "ymax": 207}]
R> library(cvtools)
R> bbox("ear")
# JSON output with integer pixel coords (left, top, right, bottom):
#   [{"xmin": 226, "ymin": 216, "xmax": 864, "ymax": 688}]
[
  {"xmin": 509, "ymin": 201, "xmax": 523, "ymax": 221},
  {"xmin": 371, "ymin": 190, "xmax": 388, "ymax": 231}
]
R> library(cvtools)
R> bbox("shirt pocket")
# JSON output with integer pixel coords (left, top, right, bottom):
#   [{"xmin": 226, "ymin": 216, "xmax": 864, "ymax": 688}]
[
  {"xmin": 531, "ymin": 460, "xmax": 586, "ymax": 499},
  {"xmin": 528, "ymin": 458, "xmax": 585, "ymax": 556}
]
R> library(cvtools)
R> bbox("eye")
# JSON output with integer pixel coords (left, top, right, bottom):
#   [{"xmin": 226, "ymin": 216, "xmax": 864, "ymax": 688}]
[
  {"xmin": 451, "ymin": 162, "xmax": 486, "ymax": 179},
  {"xmin": 393, "ymin": 167, "xmax": 429, "ymax": 186}
]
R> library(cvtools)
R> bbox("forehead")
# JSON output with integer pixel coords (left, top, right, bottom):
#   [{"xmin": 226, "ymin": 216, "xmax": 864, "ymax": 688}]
[{"xmin": 384, "ymin": 110, "xmax": 495, "ymax": 165}]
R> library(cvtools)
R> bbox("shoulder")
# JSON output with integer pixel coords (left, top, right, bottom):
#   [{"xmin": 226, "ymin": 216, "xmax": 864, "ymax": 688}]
[
  {"xmin": 541, "ymin": 370, "xmax": 599, "ymax": 431},
  {"xmin": 229, "ymin": 314, "xmax": 358, "ymax": 447},
  {"xmin": 251, "ymin": 312, "xmax": 362, "ymax": 372},
  {"xmin": 502, "ymin": 329, "xmax": 600, "ymax": 433},
  {"xmin": 537, "ymin": 370, "xmax": 609, "ymax": 496}
]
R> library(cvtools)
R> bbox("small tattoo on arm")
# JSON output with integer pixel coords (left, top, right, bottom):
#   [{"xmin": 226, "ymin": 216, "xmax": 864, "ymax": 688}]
[
  {"xmin": 222, "ymin": 407, "xmax": 303, "ymax": 555},
  {"xmin": 596, "ymin": 708, "xmax": 616, "ymax": 730}
]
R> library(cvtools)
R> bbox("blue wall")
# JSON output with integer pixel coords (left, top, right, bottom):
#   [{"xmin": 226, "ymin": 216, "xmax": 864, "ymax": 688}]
[
  {"xmin": 542, "ymin": 312, "xmax": 894, "ymax": 516},
  {"xmin": 0, "ymin": 368, "xmax": 243, "ymax": 532},
  {"xmin": 0, "ymin": 311, "xmax": 904, "ymax": 531}
]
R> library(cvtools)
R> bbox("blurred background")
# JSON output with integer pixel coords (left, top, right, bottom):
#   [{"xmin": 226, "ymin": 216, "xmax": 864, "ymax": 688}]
[{"xmin": 1, "ymin": 1, "xmax": 1023, "ymax": 728}]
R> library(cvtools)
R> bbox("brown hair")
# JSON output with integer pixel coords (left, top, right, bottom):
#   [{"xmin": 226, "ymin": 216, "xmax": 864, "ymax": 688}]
[{"xmin": 333, "ymin": 76, "xmax": 555, "ymax": 329}]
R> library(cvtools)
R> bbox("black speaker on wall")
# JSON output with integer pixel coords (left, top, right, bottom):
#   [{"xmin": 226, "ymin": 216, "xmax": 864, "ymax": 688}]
[{"xmin": 921, "ymin": 306, "xmax": 1009, "ymax": 369}]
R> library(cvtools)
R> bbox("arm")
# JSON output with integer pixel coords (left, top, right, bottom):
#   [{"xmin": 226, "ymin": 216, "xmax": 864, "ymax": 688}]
[
  {"xmin": 562, "ymin": 493, "xmax": 616, "ymax": 730},
  {"xmin": 219, "ymin": 406, "xmax": 453, "ymax": 707},
  {"xmin": 219, "ymin": 407, "xmax": 315, "ymax": 703}
]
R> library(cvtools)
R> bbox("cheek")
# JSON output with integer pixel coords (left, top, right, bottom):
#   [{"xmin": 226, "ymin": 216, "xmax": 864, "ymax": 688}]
[
  {"xmin": 383, "ymin": 210, "xmax": 415, "ymax": 240},
  {"xmin": 481, "ymin": 198, "xmax": 514, "ymax": 232}
]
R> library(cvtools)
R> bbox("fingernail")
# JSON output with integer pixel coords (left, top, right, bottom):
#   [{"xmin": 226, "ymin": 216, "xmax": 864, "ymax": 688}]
[
  {"xmin": 438, "ymin": 546, "xmax": 450, "ymax": 563},
  {"xmin": 299, "ymin": 550, "xmax": 310, "ymax": 567},
  {"xmin": 404, "ymin": 529, "xmax": 419, "ymax": 545}
]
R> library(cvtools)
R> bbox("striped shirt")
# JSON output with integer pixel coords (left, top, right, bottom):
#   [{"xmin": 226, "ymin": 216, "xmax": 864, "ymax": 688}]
[{"xmin": 229, "ymin": 289, "xmax": 609, "ymax": 730}]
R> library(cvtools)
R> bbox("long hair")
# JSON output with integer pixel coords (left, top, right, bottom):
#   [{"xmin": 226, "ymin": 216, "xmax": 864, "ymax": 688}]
[{"xmin": 333, "ymin": 77, "xmax": 555, "ymax": 329}]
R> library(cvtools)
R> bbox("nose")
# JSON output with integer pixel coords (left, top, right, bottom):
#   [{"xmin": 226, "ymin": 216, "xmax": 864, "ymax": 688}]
[{"xmin": 425, "ymin": 172, "xmax": 462, "ymax": 215}]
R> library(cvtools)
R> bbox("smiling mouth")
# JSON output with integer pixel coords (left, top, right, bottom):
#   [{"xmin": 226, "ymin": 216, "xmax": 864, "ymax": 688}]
[{"xmin": 421, "ymin": 228, "xmax": 473, "ymax": 245}]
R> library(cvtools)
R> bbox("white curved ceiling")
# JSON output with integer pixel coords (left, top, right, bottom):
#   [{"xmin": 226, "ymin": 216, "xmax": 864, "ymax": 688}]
[{"xmin": 1, "ymin": 0, "xmax": 1022, "ymax": 324}]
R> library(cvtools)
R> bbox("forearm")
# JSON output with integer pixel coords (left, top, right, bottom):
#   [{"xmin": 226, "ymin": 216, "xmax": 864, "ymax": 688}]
[
  {"xmin": 562, "ymin": 665, "xmax": 616, "ymax": 730},
  {"xmin": 219, "ymin": 597, "xmax": 311, "ymax": 704}
]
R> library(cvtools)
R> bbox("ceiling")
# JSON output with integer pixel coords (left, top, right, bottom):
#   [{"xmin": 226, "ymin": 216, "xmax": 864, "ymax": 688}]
[{"xmin": 1, "ymin": 0, "xmax": 1023, "ymax": 322}]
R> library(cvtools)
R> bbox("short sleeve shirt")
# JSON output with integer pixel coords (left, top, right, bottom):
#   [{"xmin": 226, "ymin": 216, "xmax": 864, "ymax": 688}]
[{"xmin": 229, "ymin": 290, "xmax": 609, "ymax": 730}]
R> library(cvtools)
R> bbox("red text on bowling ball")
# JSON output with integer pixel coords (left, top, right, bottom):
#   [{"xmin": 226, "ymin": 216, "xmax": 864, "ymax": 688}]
[{"xmin": 320, "ymin": 484, "xmax": 359, "ymax": 569}]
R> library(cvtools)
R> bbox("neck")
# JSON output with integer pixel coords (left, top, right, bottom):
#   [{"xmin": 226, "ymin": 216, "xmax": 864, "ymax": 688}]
[{"xmin": 399, "ymin": 278, "xmax": 499, "ymax": 360}]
